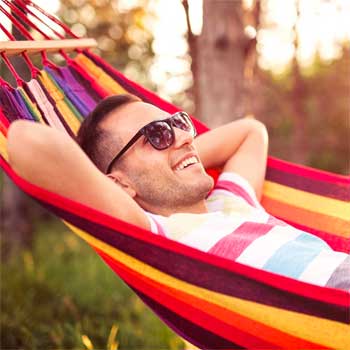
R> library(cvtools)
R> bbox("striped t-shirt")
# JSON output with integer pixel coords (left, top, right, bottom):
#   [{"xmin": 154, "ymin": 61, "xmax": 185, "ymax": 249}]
[{"xmin": 146, "ymin": 172, "xmax": 350, "ymax": 291}]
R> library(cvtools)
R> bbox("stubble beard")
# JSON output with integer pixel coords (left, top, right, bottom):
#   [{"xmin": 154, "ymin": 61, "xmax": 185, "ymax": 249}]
[{"xmin": 128, "ymin": 168, "xmax": 214, "ymax": 214}]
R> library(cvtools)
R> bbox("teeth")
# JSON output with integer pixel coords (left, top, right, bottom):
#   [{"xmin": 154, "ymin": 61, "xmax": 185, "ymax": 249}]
[{"xmin": 175, "ymin": 156, "xmax": 198, "ymax": 171}]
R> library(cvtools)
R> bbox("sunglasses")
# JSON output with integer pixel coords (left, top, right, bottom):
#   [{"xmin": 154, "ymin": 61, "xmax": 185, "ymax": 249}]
[{"xmin": 106, "ymin": 111, "xmax": 197, "ymax": 174}]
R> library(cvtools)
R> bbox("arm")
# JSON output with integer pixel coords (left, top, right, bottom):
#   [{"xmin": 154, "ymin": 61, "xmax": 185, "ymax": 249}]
[
  {"xmin": 7, "ymin": 120, "xmax": 150, "ymax": 229},
  {"xmin": 194, "ymin": 118, "xmax": 268, "ymax": 201}
]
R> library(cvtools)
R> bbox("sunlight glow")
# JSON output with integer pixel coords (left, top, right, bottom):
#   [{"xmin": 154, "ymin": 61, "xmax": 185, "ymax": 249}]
[
  {"xmin": 0, "ymin": 13, "xmax": 11, "ymax": 40},
  {"xmin": 149, "ymin": 0, "xmax": 190, "ymax": 101},
  {"xmin": 259, "ymin": 0, "xmax": 350, "ymax": 72},
  {"xmin": 188, "ymin": 0, "xmax": 203, "ymax": 35}
]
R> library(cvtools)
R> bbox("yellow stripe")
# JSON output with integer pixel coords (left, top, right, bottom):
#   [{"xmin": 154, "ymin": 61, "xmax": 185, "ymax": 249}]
[
  {"xmin": 65, "ymin": 222, "xmax": 350, "ymax": 349},
  {"xmin": 56, "ymin": 101, "xmax": 80, "ymax": 135},
  {"xmin": 75, "ymin": 54, "xmax": 126, "ymax": 95},
  {"xmin": 18, "ymin": 87, "xmax": 45, "ymax": 124},
  {"xmin": 38, "ymin": 71, "xmax": 81, "ymax": 134},
  {"xmin": 0, "ymin": 132, "xmax": 8, "ymax": 160},
  {"xmin": 263, "ymin": 181, "xmax": 350, "ymax": 221}
]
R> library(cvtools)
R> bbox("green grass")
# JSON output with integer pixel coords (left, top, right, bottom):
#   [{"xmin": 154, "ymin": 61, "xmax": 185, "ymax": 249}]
[{"xmin": 1, "ymin": 218, "xmax": 184, "ymax": 350}]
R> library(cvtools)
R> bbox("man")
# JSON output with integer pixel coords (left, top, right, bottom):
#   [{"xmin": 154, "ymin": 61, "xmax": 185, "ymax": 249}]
[{"xmin": 7, "ymin": 94, "xmax": 349, "ymax": 290}]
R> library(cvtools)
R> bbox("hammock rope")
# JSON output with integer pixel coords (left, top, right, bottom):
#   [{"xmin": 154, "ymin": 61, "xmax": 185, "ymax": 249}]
[{"xmin": 0, "ymin": 2, "xmax": 349, "ymax": 348}]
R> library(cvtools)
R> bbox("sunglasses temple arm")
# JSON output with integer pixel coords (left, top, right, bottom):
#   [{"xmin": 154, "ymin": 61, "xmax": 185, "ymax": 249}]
[{"xmin": 106, "ymin": 131, "xmax": 144, "ymax": 174}]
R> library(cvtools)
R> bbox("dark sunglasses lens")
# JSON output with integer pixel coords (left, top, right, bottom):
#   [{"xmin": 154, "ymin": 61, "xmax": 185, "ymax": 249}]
[
  {"xmin": 146, "ymin": 122, "xmax": 174, "ymax": 149},
  {"xmin": 172, "ymin": 113, "xmax": 195, "ymax": 136}
]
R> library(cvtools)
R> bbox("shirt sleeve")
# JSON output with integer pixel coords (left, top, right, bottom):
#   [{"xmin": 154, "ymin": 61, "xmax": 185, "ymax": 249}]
[
  {"xmin": 213, "ymin": 172, "xmax": 265, "ymax": 210},
  {"xmin": 144, "ymin": 212, "xmax": 168, "ymax": 237}
]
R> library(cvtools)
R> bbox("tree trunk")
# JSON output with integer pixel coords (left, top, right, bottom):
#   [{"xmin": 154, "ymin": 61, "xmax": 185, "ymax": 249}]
[
  {"xmin": 290, "ymin": 0, "xmax": 308, "ymax": 164},
  {"xmin": 190, "ymin": 0, "xmax": 246, "ymax": 128},
  {"xmin": 242, "ymin": 0, "xmax": 260, "ymax": 117}
]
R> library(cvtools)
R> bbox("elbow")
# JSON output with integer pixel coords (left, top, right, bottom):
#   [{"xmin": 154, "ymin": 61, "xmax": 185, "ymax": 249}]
[
  {"xmin": 249, "ymin": 119, "xmax": 269, "ymax": 146},
  {"xmin": 7, "ymin": 120, "xmax": 49, "ymax": 179},
  {"xmin": 7, "ymin": 120, "xmax": 33, "ymax": 172}
]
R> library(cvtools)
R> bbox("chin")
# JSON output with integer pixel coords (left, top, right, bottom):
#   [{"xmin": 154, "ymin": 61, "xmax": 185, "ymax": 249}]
[{"xmin": 198, "ymin": 172, "xmax": 215, "ymax": 196}]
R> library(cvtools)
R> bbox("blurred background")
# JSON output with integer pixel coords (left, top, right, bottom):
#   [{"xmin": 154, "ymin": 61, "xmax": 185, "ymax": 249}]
[{"xmin": 1, "ymin": 0, "xmax": 349, "ymax": 349}]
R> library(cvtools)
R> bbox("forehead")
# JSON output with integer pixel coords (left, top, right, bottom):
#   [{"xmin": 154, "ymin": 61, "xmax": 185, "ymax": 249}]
[{"xmin": 102, "ymin": 101, "xmax": 169, "ymax": 140}]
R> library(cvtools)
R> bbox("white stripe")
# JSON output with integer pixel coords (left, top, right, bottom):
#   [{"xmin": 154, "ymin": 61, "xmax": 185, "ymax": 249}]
[
  {"xmin": 208, "ymin": 189, "xmax": 270, "ymax": 222},
  {"xmin": 236, "ymin": 226, "xmax": 302, "ymax": 268},
  {"xmin": 146, "ymin": 214, "xmax": 159, "ymax": 234},
  {"xmin": 298, "ymin": 249, "xmax": 349, "ymax": 286},
  {"xmin": 180, "ymin": 213, "xmax": 242, "ymax": 251}
]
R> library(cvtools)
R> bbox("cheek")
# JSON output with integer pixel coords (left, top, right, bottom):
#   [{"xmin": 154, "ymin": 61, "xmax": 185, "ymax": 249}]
[{"xmin": 136, "ymin": 146, "xmax": 171, "ymax": 167}]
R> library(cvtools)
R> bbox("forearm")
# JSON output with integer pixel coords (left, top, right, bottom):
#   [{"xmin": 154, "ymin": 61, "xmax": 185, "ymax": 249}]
[{"xmin": 195, "ymin": 118, "xmax": 266, "ymax": 169}]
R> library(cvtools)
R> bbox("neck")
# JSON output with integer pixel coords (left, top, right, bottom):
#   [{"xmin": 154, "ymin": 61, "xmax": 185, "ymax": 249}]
[{"xmin": 143, "ymin": 200, "xmax": 208, "ymax": 217}]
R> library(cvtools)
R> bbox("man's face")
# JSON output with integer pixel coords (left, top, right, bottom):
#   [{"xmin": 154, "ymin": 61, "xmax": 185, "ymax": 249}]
[{"xmin": 103, "ymin": 101, "xmax": 214, "ymax": 214}]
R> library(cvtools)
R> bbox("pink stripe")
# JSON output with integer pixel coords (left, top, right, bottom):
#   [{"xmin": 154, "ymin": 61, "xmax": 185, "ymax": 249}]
[
  {"xmin": 208, "ymin": 222, "xmax": 273, "ymax": 261},
  {"xmin": 267, "ymin": 215, "xmax": 288, "ymax": 226},
  {"xmin": 267, "ymin": 157, "xmax": 350, "ymax": 184},
  {"xmin": 215, "ymin": 180, "xmax": 257, "ymax": 208}
]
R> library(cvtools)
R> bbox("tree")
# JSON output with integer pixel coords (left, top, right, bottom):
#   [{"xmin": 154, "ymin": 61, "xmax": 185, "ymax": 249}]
[{"xmin": 186, "ymin": 0, "xmax": 248, "ymax": 128}]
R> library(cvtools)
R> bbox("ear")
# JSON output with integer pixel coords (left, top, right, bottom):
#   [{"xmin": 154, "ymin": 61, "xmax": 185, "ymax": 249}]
[{"xmin": 107, "ymin": 171, "xmax": 136, "ymax": 198}]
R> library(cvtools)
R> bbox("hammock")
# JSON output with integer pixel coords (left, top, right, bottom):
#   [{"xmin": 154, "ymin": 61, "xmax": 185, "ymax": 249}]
[{"xmin": 0, "ymin": 2, "xmax": 349, "ymax": 348}]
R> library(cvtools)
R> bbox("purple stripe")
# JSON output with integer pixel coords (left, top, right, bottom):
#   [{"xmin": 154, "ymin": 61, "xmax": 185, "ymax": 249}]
[
  {"xmin": 15, "ymin": 89, "xmax": 37, "ymax": 121},
  {"xmin": 0, "ymin": 87, "xmax": 32, "ymax": 121},
  {"xmin": 46, "ymin": 66, "xmax": 97, "ymax": 117},
  {"xmin": 67, "ymin": 65, "xmax": 103, "ymax": 103},
  {"xmin": 266, "ymin": 167, "xmax": 350, "ymax": 201},
  {"xmin": 215, "ymin": 180, "xmax": 257, "ymax": 207},
  {"xmin": 208, "ymin": 222, "xmax": 273, "ymax": 260}
]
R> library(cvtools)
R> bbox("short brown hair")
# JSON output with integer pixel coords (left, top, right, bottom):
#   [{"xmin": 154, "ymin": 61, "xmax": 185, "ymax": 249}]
[{"xmin": 77, "ymin": 94, "xmax": 141, "ymax": 173}]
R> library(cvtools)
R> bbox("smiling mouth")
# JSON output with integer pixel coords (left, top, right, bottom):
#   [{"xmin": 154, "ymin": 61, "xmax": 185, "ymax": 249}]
[{"xmin": 174, "ymin": 156, "xmax": 199, "ymax": 171}]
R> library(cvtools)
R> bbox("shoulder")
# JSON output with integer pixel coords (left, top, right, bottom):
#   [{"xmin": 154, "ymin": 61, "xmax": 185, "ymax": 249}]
[{"xmin": 210, "ymin": 171, "xmax": 264, "ymax": 210}]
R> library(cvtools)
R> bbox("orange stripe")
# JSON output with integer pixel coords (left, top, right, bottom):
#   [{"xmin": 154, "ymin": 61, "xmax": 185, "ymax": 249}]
[
  {"xmin": 0, "ymin": 120, "xmax": 8, "ymax": 136},
  {"xmin": 262, "ymin": 196, "xmax": 350, "ymax": 237},
  {"xmin": 97, "ymin": 247, "xmax": 324, "ymax": 349}
]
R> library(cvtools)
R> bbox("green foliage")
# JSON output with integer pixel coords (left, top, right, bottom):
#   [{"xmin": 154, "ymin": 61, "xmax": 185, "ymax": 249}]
[
  {"xmin": 1, "ymin": 218, "xmax": 184, "ymax": 349},
  {"xmin": 256, "ymin": 51, "xmax": 350, "ymax": 175}
]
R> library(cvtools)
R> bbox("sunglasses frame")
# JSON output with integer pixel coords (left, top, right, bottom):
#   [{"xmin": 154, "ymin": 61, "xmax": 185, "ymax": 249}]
[{"xmin": 106, "ymin": 111, "xmax": 196, "ymax": 174}]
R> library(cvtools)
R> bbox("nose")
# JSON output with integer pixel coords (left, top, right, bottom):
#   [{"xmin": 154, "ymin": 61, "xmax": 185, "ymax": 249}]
[{"xmin": 172, "ymin": 127, "xmax": 194, "ymax": 149}]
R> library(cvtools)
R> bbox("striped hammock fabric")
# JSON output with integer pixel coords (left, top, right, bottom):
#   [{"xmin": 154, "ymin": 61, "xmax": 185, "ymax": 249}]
[{"xmin": 0, "ymin": 3, "xmax": 349, "ymax": 348}]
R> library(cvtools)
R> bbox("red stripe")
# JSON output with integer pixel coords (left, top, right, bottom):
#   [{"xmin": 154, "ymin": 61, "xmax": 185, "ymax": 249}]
[
  {"xmin": 0, "ymin": 119, "xmax": 8, "ymax": 136},
  {"xmin": 0, "ymin": 108, "xmax": 10, "ymax": 128},
  {"xmin": 267, "ymin": 157, "xmax": 350, "ymax": 184},
  {"xmin": 208, "ymin": 222, "xmax": 273, "ymax": 260},
  {"xmin": 97, "ymin": 248, "xmax": 325, "ymax": 349},
  {"xmin": 1, "ymin": 157, "xmax": 349, "ymax": 308},
  {"xmin": 215, "ymin": 180, "xmax": 258, "ymax": 207}
]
